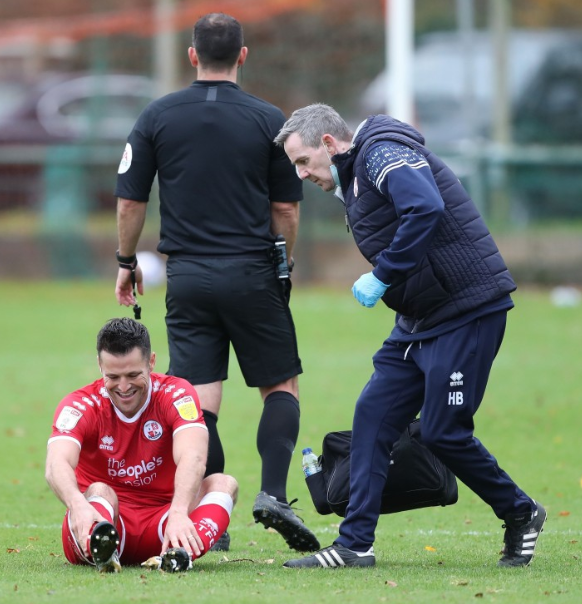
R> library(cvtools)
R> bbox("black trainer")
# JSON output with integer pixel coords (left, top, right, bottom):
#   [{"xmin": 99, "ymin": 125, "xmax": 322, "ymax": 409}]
[
  {"xmin": 210, "ymin": 530, "xmax": 230, "ymax": 552},
  {"xmin": 160, "ymin": 547, "xmax": 192, "ymax": 572},
  {"xmin": 252, "ymin": 491, "xmax": 320, "ymax": 552},
  {"xmin": 498, "ymin": 502, "xmax": 547, "ymax": 567},
  {"xmin": 89, "ymin": 521, "xmax": 121, "ymax": 573},
  {"xmin": 283, "ymin": 543, "xmax": 375, "ymax": 568}
]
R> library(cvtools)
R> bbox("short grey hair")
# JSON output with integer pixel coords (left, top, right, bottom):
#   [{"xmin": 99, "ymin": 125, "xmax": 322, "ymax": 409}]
[{"xmin": 274, "ymin": 103, "xmax": 353, "ymax": 148}]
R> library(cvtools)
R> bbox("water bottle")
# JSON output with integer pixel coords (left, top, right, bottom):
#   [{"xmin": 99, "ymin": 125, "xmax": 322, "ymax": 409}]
[{"xmin": 302, "ymin": 447, "xmax": 321, "ymax": 478}]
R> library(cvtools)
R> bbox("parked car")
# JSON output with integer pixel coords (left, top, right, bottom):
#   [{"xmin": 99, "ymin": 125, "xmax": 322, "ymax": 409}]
[
  {"xmin": 0, "ymin": 72, "xmax": 155, "ymax": 211},
  {"xmin": 360, "ymin": 29, "xmax": 582, "ymax": 221}
]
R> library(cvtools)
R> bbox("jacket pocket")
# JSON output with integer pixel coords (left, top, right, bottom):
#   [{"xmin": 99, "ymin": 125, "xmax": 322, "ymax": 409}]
[{"xmin": 382, "ymin": 256, "xmax": 451, "ymax": 319}]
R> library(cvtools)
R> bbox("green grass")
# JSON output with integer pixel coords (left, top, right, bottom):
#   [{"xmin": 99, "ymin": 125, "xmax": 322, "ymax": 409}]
[{"xmin": 1, "ymin": 281, "xmax": 581, "ymax": 603}]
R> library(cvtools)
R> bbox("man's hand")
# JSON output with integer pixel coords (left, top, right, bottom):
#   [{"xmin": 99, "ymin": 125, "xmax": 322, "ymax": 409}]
[
  {"xmin": 161, "ymin": 510, "xmax": 203, "ymax": 558},
  {"xmin": 352, "ymin": 272, "xmax": 389, "ymax": 308},
  {"xmin": 115, "ymin": 265, "xmax": 144, "ymax": 306},
  {"xmin": 69, "ymin": 502, "xmax": 105, "ymax": 557}
]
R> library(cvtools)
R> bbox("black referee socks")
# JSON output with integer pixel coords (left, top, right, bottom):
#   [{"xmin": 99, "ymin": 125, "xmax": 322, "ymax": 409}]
[
  {"xmin": 202, "ymin": 409, "xmax": 226, "ymax": 477},
  {"xmin": 257, "ymin": 391, "xmax": 300, "ymax": 503}
]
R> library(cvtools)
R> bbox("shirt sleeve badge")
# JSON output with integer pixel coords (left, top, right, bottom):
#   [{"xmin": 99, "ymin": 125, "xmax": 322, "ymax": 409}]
[
  {"xmin": 55, "ymin": 406, "xmax": 83, "ymax": 431},
  {"xmin": 173, "ymin": 396, "xmax": 198, "ymax": 421},
  {"xmin": 118, "ymin": 142, "xmax": 133, "ymax": 174}
]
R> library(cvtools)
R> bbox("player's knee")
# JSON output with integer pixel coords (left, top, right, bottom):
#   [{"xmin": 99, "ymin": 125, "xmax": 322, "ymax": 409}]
[
  {"xmin": 204, "ymin": 473, "xmax": 238, "ymax": 503},
  {"xmin": 84, "ymin": 482, "xmax": 118, "ymax": 504},
  {"xmin": 260, "ymin": 376, "xmax": 299, "ymax": 400}
]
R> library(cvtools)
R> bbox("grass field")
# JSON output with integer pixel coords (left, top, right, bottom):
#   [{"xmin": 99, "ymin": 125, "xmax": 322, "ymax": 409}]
[{"xmin": 1, "ymin": 281, "xmax": 581, "ymax": 603}]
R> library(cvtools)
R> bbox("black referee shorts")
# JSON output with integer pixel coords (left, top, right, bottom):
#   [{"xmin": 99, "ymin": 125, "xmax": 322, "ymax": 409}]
[{"xmin": 165, "ymin": 255, "xmax": 302, "ymax": 387}]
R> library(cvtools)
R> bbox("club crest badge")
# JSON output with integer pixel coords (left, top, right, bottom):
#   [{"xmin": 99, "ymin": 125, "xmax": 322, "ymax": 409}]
[{"xmin": 144, "ymin": 420, "xmax": 163, "ymax": 441}]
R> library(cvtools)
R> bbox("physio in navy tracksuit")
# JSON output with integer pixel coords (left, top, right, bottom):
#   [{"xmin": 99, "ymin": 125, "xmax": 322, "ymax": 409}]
[{"xmin": 275, "ymin": 103, "xmax": 546, "ymax": 569}]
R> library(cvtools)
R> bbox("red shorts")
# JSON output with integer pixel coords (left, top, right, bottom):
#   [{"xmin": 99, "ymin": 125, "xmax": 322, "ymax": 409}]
[{"xmin": 62, "ymin": 498, "xmax": 173, "ymax": 566}]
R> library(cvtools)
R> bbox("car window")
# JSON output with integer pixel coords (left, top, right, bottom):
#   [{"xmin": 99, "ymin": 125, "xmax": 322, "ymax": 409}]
[{"xmin": 35, "ymin": 75, "xmax": 153, "ymax": 140}]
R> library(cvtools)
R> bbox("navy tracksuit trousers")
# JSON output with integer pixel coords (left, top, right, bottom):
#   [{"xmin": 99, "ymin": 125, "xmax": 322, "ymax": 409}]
[{"xmin": 337, "ymin": 311, "xmax": 534, "ymax": 552}]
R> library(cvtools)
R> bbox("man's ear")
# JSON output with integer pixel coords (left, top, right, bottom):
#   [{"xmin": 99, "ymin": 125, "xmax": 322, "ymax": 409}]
[
  {"xmin": 321, "ymin": 134, "xmax": 336, "ymax": 155},
  {"xmin": 238, "ymin": 46, "xmax": 248, "ymax": 67},
  {"xmin": 188, "ymin": 47, "xmax": 199, "ymax": 68},
  {"xmin": 149, "ymin": 352, "xmax": 157, "ymax": 372}
]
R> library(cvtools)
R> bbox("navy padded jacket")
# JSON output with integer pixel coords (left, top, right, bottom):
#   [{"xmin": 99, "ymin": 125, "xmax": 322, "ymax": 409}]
[{"xmin": 334, "ymin": 115, "xmax": 516, "ymax": 333}]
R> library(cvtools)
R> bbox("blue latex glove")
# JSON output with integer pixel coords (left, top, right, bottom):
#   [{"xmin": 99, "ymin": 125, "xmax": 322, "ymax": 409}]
[{"xmin": 352, "ymin": 272, "xmax": 389, "ymax": 308}]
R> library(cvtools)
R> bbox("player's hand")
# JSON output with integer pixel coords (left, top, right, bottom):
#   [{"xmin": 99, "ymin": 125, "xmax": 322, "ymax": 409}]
[
  {"xmin": 115, "ymin": 264, "xmax": 144, "ymax": 306},
  {"xmin": 69, "ymin": 503, "xmax": 105, "ymax": 557},
  {"xmin": 162, "ymin": 511, "xmax": 204, "ymax": 558},
  {"xmin": 352, "ymin": 272, "xmax": 389, "ymax": 308}
]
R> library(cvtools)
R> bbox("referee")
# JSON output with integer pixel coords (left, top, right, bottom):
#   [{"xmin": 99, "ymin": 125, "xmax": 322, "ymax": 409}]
[{"xmin": 114, "ymin": 13, "xmax": 318, "ymax": 554}]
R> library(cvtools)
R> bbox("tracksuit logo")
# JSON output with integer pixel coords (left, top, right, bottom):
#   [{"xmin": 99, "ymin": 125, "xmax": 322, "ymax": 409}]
[
  {"xmin": 448, "ymin": 371, "xmax": 464, "ymax": 405},
  {"xmin": 450, "ymin": 372, "xmax": 463, "ymax": 386}
]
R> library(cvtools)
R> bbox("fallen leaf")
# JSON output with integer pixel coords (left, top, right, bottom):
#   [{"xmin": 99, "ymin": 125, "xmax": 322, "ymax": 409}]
[
  {"xmin": 559, "ymin": 511, "xmax": 571, "ymax": 517},
  {"xmin": 384, "ymin": 580, "xmax": 398, "ymax": 587},
  {"xmin": 7, "ymin": 548, "xmax": 20, "ymax": 554},
  {"xmin": 264, "ymin": 559, "xmax": 275, "ymax": 564},
  {"xmin": 425, "ymin": 545, "xmax": 436, "ymax": 552},
  {"xmin": 475, "ymin": 593, "xmax": 483, "ymax": 598},
  {"xmin": 13, "ymin": 586, "xmax": 18, "ymax": 592}
]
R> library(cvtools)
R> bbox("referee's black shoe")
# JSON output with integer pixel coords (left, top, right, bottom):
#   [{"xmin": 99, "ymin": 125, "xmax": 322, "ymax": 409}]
[
  {"xmin": 210, "ymin": 530, "xmax": 230, "ymax": 552},
  {"xmin": 252, "ymin": 491, "xmax": 320, "ymax": 552},
  {"xmin": 498, "ymin": 502, "xmax": 547, "ymax": 567}
]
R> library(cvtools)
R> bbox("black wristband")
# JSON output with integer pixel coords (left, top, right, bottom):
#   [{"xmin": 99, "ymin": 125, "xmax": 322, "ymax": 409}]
[
  {"xmin": 288, "ymin": 258, "xmax": 295, "ymax": 273},
  {"xmin": 116, "ymin": 250, "xmax": 138, "ymax": 270}
]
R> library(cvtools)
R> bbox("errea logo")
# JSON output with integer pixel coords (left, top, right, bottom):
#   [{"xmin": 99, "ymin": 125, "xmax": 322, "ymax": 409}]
[
  {"xmin": 100, "ymin": 435, "xmax": 114, "ymax": 451},
  {"xmin": 450, "ymin": 372, "xmax": 463, "ymax": 386}
]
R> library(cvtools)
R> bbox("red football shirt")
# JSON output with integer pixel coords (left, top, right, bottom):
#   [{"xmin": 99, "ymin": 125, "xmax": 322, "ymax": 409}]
[{"xmin": 48, "ymin": 373, "xmax": 207, "ymax": 507}]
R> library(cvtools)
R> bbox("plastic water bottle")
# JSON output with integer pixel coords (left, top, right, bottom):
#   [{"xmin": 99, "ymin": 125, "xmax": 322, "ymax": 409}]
[{"xmin": 302, "ymin": 447, "xmax": 321, "ymax": 478}]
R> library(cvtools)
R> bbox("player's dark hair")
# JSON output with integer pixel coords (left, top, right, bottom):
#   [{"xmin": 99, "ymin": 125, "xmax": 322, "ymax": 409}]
[
  {"xmin": 192, "ymin": 13, "xmax": 243, "ymax": 70},
  {"xmin": 97, "ymin": 318, "xmax": 151, "ymax": 359}
]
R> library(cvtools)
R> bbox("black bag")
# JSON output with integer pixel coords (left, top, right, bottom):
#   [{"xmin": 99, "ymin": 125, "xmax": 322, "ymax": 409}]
[{"xmin": 305, "ymin": 419, "xmax": 458, "ymax": 517}]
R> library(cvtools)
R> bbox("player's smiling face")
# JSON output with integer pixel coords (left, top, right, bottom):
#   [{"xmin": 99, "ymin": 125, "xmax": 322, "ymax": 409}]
[{"xmin": 99, "ymin": 347, "xmax": 156, "ymax": 418}]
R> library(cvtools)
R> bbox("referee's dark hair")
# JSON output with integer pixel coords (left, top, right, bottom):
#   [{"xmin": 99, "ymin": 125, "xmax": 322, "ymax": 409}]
[
  {"xmin": 97, "ymin": 317, "xmax": 151, "ymax": 360},
  {"xmin": 192, "ymin": 13, "xmax": 244, "ymax": 71}
]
